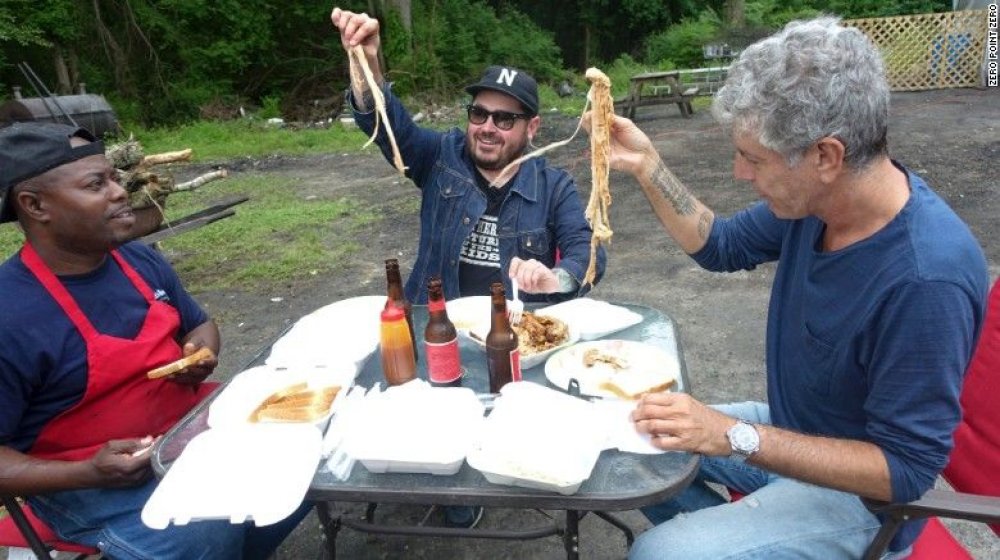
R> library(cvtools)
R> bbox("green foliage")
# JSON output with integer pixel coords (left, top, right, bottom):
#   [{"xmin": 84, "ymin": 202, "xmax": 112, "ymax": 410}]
[
  {"xmin": 644, "ymin": 10, "xmax": 723, "ymax": 69},
  {"xmin": 388, "ymin": 0, "xmax": 564, "ymax": 97},
  {"xmin": 259, "ymin": 95, "xmax": 283, "ymax": 119}
]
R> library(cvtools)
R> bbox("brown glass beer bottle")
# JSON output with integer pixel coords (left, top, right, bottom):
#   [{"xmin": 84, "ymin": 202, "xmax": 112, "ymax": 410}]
[
  {"xmin": 380, "ymin": 303, "xmax": 417, "ymax": 386},
  {"xmin": 425, "ymin": 277, "xmax": 462, "ymax": 387},
  {"xmin": 384, "ymin": 258, "xmax": 417, "ymax": 361},
  {"xmin": 486, "ymin": 282, "xmax": 521, "ymax": 393}
]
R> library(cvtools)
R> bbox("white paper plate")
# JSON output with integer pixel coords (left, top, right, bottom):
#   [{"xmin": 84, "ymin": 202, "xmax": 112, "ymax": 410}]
[
  {"xmin": 544, "ymin": 339, "xmax": 680, "ymax": 399},
  {"xmin": 536, "ymin": 298, "xmax": 643, "ymax": 341},
  {"xmin": 207, "ymin": 365, "xmax": 354, "ymax": 430},
  {"xmin": 142, "ymin": 423, "xmax": 320, "ymax": 528}
]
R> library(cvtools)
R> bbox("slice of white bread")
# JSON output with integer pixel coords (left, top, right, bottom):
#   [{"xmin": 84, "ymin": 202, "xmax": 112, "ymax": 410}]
[
  {"xmin": 598, "ymin": 370, "xmax": 676, "ymax": 400},
  {"xmin": 147, "ymin": 347, "xmax": 215, "ymax": 379},
  {"xmin": 250, "ymin": 384, "xmax": 341, "ymax": 423}
]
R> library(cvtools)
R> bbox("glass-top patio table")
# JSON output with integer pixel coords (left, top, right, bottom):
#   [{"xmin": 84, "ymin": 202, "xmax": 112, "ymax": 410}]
[{"xmin": 153, "ymin": 301, "xmax": 699, "ymax": 559}]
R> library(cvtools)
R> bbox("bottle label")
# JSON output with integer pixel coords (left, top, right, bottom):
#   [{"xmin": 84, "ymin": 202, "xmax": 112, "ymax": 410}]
[
  {"xmin": 426, "ymin": 339, "xmax": 462, "ymax": 383},
  {"xmin": 510, "ymin": 349, "xmax": 522, "ymax": 382},
  {"xmin": 428, "ymin": 299, "xmax": 447, "ymax": 313}
]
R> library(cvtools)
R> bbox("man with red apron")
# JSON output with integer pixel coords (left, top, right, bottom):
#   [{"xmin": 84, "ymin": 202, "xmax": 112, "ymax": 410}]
[{"xmin": 0, "ymin": 123, "xmax": 309, "ymax": 558}]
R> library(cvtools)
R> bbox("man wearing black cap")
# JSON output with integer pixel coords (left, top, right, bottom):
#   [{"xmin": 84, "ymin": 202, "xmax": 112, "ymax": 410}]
[
  {"xmin": 0, "ymin": 122, "xmax": 308, "ymax": 558},
  {"xmin": 331, "ymin": 7, "xmax": 605, "ymax": 307}
]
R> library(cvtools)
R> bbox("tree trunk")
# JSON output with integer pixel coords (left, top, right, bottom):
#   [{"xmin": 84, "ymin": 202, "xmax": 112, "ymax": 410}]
[
  {"xmin": 53, "ymin": 45, "xmax": 72, "ymax": 94},
  {"xmin": 389, "ymin": 0, "xmax": 411, "ymax": 32},
  {"xmin": 725, "ymin": 0, "xmax": 745, "ymax": 28}
]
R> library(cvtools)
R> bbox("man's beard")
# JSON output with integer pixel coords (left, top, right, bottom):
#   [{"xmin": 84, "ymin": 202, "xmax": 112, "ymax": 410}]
[{"xmin": 467, "ymin": 131, "xmax": 529, "ymax": 171}]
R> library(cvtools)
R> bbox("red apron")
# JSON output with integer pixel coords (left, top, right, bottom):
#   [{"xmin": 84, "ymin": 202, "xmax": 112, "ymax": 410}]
[{"xmin": 21, "ymin": 242, "xmax": 213, "ymax": 461}]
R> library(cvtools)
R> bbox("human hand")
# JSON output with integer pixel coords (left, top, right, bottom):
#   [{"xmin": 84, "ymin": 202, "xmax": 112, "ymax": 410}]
[
  {"xmin": 508, "ymin": 257, "xmax": 560, "ymax": 294},
  {"xmin": 167, "ymin": 342, "xmax": 217, "ymax": 386},
  {"xmin": 630, "ymin": 392, "xmax": 736, "ymax": 456},
  {"xmin": 330, "ymin": 7, "xmax": 381, "ymax": 59},
  {"xmin": 583, "ymin": 112, "xmax": 660, "ymax": 179},
  {"xmin": 88, "ymin": 436, "xmax": 160, "ymax": 488}
]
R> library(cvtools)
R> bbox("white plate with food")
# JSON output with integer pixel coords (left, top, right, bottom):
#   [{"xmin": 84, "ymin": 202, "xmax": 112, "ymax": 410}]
[
  {"xmin": 536, "ymin": 298, "xmax": 643, "ymax": 341},
  {"xmin": 467, "ymin": 311, "xmax": 579, "ymax": 369},
  {"xmin": 544, "ymin": 339, "xmax": 680, "ymax": 399}
]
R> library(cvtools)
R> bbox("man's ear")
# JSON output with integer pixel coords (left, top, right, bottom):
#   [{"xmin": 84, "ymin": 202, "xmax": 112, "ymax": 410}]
[
  {"xmin": 814, "ymin": 136, "xmax": 846, "ymax": 184},
  {"xmin": 15, "ymin": 188, "xmax": 49, "ymax": 223}
]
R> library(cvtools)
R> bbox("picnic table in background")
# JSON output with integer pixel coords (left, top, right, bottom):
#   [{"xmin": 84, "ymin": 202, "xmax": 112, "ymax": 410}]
[{"xmin": 620, "ymin": 71, "xmax": 700, "ymax": 119}]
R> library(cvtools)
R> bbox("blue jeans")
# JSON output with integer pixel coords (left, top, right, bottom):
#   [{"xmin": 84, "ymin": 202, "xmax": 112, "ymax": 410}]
[
  {"xmin": 630, "ymin": 402, "xmax": 910, "ymax": 560},
  {"xmin": 29, "ymin": 477, "xmax": 312, "ymax": 560}
]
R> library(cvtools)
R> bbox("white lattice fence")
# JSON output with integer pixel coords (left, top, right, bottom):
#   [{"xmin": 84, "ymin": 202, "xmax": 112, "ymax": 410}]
[{"xmin": 846, "ymin": 10, "xmax": 988, "ymax": 90}]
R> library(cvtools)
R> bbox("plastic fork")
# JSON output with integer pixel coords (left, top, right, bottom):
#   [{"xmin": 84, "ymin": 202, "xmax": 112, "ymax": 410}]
[{"xmin": 509, "ymin": 278, "xmax": 524, "ymax": 326}]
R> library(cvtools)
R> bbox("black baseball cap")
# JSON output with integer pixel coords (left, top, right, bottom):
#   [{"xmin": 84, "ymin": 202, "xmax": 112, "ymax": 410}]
[
  {"xmin": 0, "ymin": 122, "xmax": 104, "ymax": 223},
  {"xmin": 465, "ymin": 66, "xmax": 539, "ymax": 116}
]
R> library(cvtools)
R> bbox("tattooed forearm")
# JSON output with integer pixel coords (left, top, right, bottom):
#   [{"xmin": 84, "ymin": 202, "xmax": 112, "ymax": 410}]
[
  {"xmin": 696, "ymin": 210, "xmax": 712, "ymax": 240},
  {"xmin": 652, "ymin": 160, "xmax": 696, "ymax": 216}
]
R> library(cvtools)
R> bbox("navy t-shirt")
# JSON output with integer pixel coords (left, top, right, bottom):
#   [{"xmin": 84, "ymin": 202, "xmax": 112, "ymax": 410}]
[
  {"xmin": 0, "ymin": 242, "xmax": 208, "ymax": 452},
  {"xmin": 458, "ymin": 171, "xmax": 511, "ymax": 296}
]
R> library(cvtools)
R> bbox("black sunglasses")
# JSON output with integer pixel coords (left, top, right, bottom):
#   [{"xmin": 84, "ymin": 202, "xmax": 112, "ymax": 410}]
[{"xmin": 466, "ymin": 104, "xmax": 530, "ymax": 131}]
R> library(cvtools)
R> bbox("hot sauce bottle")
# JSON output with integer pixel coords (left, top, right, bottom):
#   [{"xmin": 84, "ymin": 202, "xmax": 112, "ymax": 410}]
[
  {"xmin": 425, "ymin": 277, "xmax": 462, "ymax": 387},
  {"xmin": 486, "ymin": 281, "xmax": 521, "ymax": 393},
  {"xmin": 380, "ymin": 303, "xmax": 417, "ymax": 386},
  {"xmin": 385, "ymin": 258, "xmax": 417, "ymax": 361}
]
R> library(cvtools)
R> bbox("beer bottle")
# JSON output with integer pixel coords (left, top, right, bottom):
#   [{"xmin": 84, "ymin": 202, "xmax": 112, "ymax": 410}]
[
  {"xmin": 425, "ymin": 277, "xmax": 462, "ymax": 387},
  {"xmin": 380, "ymin": 303, "xmax": 417, "ymax": 386},
  {"xmin": 384, "ymin": 258, "xmax": 417, "ymax": 361},
  {"xmin": 486, "ymin": 282, "xmax": 521, "ymax": 393}
]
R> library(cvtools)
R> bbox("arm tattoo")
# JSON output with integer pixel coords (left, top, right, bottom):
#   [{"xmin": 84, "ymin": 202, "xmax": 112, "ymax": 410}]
[
  {"xmin": 697, "ymin": 210, "xmax": 712, "ymax": 240},
  {"xmin": 652, "ymin": 160, "xmax": 696, "ymax": 216}
]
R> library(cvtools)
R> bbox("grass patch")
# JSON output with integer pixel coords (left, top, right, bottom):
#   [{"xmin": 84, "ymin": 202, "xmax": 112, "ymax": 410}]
[
  {"xmin": 120, "ymin": 120, "xmax": 369, "ymax": 162},
  {"xmin": 155, "ymin": 174, "xmax": 377, "ymax": 292},
  {"xmin": 0, "ymin": 174, "xmax": 378, "ymax": 294}
]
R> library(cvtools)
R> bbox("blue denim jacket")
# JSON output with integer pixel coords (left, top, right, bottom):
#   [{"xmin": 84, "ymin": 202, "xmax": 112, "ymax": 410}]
[{"xmin": 352, "ymin": 85, "xmax": 605, "ymax": 304}]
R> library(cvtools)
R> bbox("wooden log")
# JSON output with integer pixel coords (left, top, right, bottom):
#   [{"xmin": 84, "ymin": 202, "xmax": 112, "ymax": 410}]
[{"xmin": 141, "ymin": 149, "xmax": 192, "ymax": 166}]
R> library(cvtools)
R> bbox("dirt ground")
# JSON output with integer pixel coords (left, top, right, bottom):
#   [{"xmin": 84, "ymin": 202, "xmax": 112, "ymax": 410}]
[{"xmin": 173, "ymin": 87, "xmax": 999, "ymax": 559}]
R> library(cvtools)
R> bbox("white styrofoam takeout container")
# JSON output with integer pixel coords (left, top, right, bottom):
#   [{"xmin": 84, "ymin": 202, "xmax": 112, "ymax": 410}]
[
  {"xmin": 466, "ymin": 382, "xmax": 606, "ymax": 495},
  {"xmin": 141, "ymin": 423, "xmax": 321, "ymax": 529},
  {"xmin": 207, "ymin": 364, "xmax": 353, "ymax": 432},
  {"xmin": 344, "ymin": 382, "xmax": 485, "ymax": 475}
]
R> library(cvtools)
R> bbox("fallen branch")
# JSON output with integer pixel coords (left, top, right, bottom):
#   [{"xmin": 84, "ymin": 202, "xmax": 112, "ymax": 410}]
[
  {"xmin": 141, "ymin": 149, "xmax": 192, "ymax": 166},
  {"xmin": 174, "ymin": 169, "xmax": 229, "ymax": 192}
]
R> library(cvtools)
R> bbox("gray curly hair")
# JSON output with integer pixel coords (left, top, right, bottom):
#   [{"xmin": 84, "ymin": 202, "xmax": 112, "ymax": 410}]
[{"xmin": 712, "ymin": 16, "xmax": 889, "ymax": 169}]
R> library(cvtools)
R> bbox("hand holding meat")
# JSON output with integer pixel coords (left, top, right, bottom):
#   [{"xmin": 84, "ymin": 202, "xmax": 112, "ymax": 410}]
[{"xmin": 331, "ymin": 7, "xmax": 381, "ymax": 59}]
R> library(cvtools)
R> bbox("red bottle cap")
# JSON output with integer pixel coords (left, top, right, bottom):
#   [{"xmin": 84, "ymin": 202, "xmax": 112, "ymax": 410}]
[{"xmin": 381, "ymin": 305, "xmax": 405, "ymax": 322}]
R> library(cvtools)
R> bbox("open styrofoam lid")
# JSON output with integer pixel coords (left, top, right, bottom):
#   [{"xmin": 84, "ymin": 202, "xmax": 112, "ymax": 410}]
[
  {"xmin": 265, "ymin": 295, "xmax": 383, "ymax": 370},
  {"xmin": 142, "ymin": 423, "xmax": 321, "ymax": 529}
]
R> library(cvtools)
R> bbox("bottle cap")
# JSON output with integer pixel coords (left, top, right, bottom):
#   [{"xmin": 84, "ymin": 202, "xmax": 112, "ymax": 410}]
[{"xmin": 381, "ymin": 305, "xmax": 405, "ymax": 322}]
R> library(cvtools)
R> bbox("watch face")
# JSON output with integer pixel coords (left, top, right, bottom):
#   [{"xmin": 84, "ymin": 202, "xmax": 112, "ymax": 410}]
[{"xmin": 730, "ymin": 422, "xmax": 759, "ymax": 453}]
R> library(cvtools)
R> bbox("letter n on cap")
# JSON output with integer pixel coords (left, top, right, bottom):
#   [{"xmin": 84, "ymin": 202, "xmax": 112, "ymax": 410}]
[{"xmin": 497, "ymin": 68, "xmax": 518, "ymax": 86}]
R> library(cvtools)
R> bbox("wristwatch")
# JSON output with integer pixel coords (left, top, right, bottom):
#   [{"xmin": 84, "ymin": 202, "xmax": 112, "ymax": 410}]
[{"xmin": 726, "ymin": 420, "xmax": 760, "ymax": 462}]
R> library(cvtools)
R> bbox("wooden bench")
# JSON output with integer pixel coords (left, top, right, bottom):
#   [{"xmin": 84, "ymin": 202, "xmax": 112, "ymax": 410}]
[
  {"xmin": 621, "ymin": 71, "xmax": 700, "ymax": 119},
  {"xmin": 138, "ymin": 194, "xmax": 249, "ymax": 246}
]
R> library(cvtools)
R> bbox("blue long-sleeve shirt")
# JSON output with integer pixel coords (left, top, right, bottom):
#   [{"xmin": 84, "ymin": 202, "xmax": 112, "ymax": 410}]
[{"xmin": 691, "ymin": 164, "xmax": 988, "ymax": 551}]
